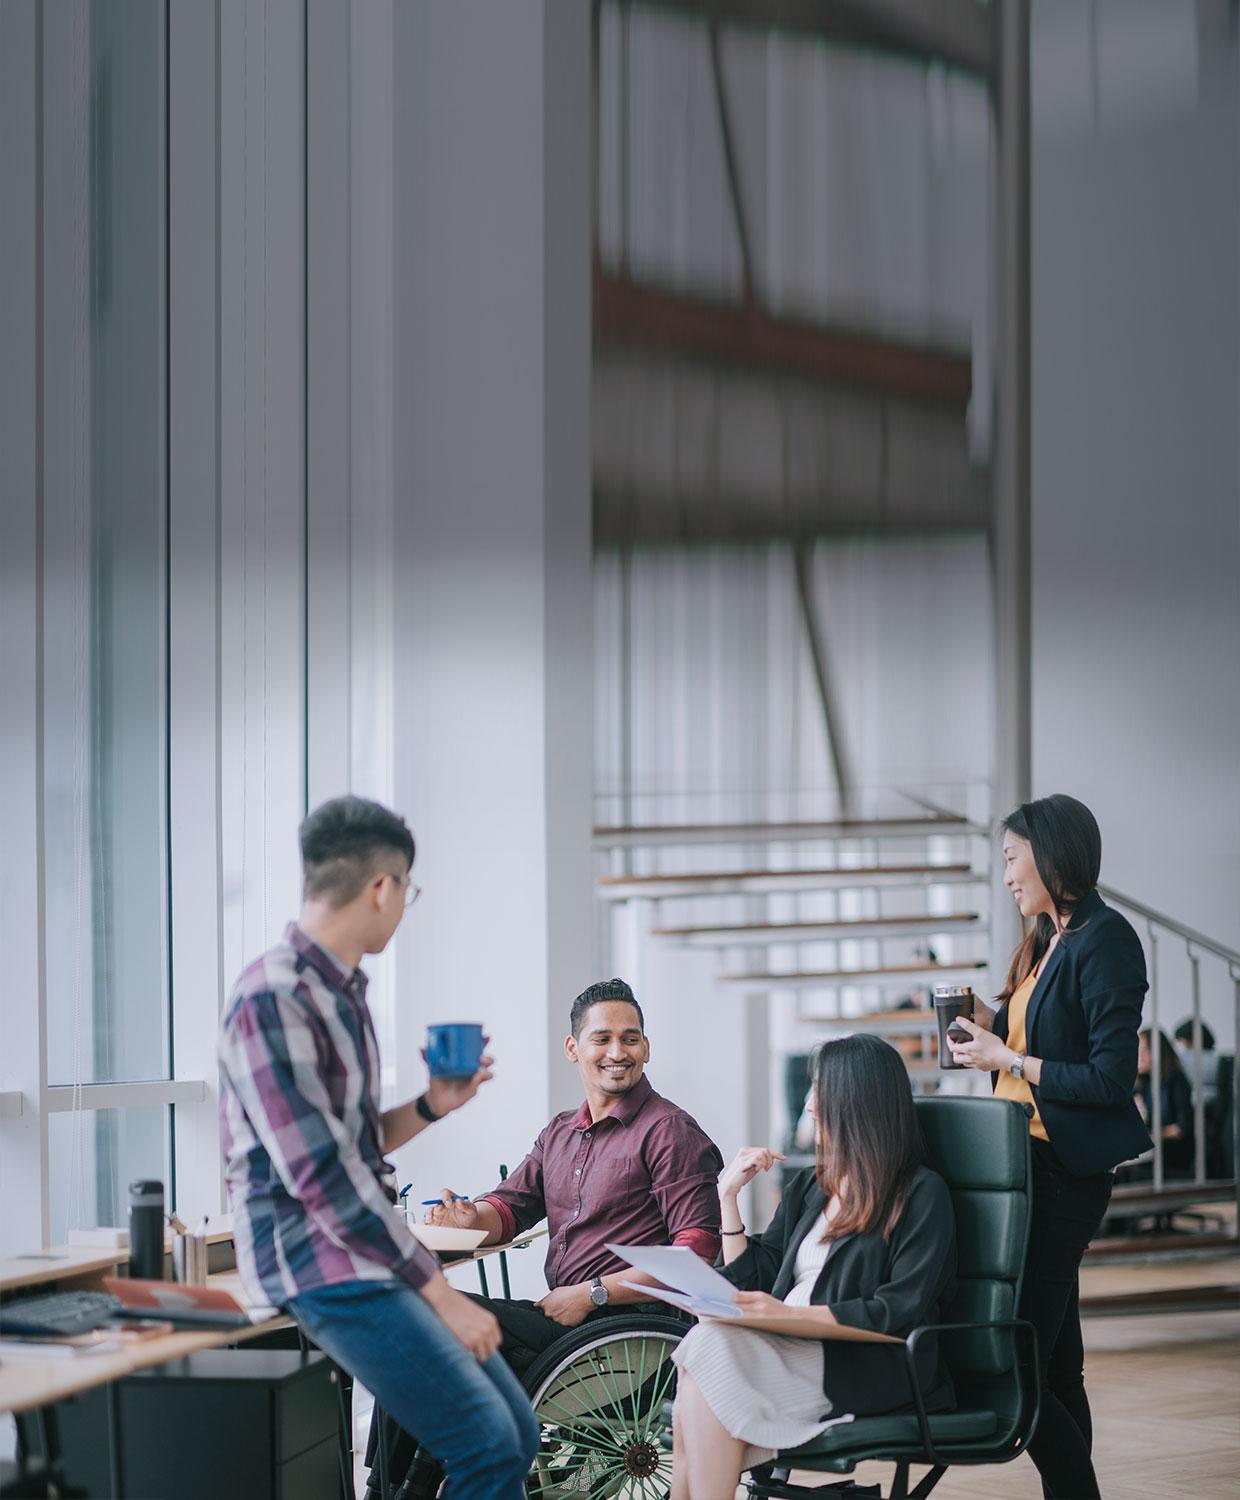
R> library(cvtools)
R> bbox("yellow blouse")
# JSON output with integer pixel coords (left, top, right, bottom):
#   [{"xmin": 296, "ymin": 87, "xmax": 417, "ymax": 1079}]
[{"xmin": 994, "ymin": 965, "xmax": 1050, "ymax": 1142}]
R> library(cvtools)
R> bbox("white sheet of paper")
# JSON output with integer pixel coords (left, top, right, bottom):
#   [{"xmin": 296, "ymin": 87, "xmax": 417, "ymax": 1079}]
[
  {"xmin": 606, "ymin": 1242, "xmax": 741, "ymax": 1306},
  {"xmin": 618, "ymin": 1281, "xmax": 741, "ymax": 1319}
]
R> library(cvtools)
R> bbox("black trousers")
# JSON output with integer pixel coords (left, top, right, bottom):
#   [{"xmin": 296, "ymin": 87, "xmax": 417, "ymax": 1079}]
[
  {"xmin": 1021, "ymin": 1139, "xmax": 1113, "ymax": 1500},
  {"xmin": 474, "ymin": 1294, "xmax": 668, "ymax": 1374}
]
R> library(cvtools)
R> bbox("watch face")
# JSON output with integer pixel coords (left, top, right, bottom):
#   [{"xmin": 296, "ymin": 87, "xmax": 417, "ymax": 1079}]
[{"xmin": 590, "ymin": 1282, "xmax": 608, "ymax": 1305}]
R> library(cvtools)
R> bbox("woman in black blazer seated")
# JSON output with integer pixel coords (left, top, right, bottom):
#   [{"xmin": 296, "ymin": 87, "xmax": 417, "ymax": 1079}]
[
  {"xmin": 949, "ymin": 793, "xmax": 1150, "ymax": 1499},
  {"xmin": 670, "ymin": 1034, "xmax": 956, "ymax": 1500}
]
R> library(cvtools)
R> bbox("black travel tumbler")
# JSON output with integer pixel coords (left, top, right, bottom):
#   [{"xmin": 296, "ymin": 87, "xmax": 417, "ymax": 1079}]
[{"xmin": 128, "ymin": 1179, "xmax": 165, "ymax": 1280}]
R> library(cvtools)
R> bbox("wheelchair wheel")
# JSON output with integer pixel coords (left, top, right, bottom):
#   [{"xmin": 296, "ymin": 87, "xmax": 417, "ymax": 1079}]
[{"xmin": 521, "ymin": 1313, "xmax": 686, "ymax": 1499}]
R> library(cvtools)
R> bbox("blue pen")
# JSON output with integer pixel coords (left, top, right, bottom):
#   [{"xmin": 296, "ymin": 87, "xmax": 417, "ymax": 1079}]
[
  {"xmin": 421, "ymin": 1196, "xmax": 469, "ymax": 1205},
  {"xmin": 399, "ymin": 1184, "xmax": 413, "ymax": 1199}
]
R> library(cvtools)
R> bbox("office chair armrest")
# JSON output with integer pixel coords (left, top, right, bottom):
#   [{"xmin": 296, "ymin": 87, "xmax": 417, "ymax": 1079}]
[{"xmin": 897, "ymin": 1318, "xmax": 1042, "ymax": 1469}]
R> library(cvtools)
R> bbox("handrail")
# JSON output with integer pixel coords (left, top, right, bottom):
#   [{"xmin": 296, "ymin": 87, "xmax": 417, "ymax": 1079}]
[
  {"xmin": 1098, "ymin": 881, "xmax": 1239, "ymax": 1240},
  {"xmin": 1098, "ymin": 884, "xmax": 1240, "ymax": 966}
]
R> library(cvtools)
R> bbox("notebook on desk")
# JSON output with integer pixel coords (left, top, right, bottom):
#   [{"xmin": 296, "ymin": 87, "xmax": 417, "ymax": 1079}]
[{"xmin": 103, "ymin": 1277, "xmax": 252, "ymax": 1328}]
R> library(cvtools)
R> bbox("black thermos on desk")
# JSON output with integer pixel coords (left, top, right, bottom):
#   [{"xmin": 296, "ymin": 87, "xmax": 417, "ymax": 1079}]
[{"xmin": 128, "ymin": 1178, "xmax": 164, "ymax": 1279}]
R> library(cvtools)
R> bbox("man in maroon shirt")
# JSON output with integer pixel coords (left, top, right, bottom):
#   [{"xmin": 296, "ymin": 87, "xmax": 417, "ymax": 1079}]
[
  {"xmin": 429, "ymin": 977, "xmax": 724, "ymax": 1368},
  {"xmin": 367, "ymin": 980, "xmax": 723, "ymax": 1497}
]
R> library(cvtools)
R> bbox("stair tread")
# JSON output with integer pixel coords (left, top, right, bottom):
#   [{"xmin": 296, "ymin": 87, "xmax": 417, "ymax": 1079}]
[
  {"xmin": 722, "ymin": 960, "xmax": 988, "ymax": 985},
  {"xmin": 795, "ymin": 1008, "xmax": 954, "ymax": 1031},
  {"xmin": 600, "ymin": 862, "xmax": 975, "ymax": 888},
  {"xmin": 594, "ymin": 816, "xmax": 976, "ymax": 847},
  {"xmin": 654, "ymin": 913, "xmax": 981, "ymax": 938}
]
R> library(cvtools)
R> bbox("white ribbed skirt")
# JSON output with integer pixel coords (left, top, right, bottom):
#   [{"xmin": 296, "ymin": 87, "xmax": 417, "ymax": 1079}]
[{"xmin": 671, "ymin": 1319, "xmax": 854, "ymax": 1469}]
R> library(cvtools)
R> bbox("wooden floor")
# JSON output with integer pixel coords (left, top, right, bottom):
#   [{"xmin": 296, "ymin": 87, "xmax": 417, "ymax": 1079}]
[{"xmin": 785, "ymin": 1296, "xmax": 1240, "ymax": 1498}]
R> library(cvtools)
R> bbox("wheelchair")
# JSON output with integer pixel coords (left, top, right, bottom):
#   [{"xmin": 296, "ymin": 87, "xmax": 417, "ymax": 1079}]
[
  {"xmin": 369, "ymin": 1304, "xmax": 687, "ymax": 1500},
  {"xmin": 521, "ymin": 1311, "xmax": 687, "ymax": 1499}
]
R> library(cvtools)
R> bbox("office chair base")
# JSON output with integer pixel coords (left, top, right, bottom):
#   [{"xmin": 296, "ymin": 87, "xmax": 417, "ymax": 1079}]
[{"xmin": 746, "ymin": 1459, "xmax": 946, "ymax": 1500}]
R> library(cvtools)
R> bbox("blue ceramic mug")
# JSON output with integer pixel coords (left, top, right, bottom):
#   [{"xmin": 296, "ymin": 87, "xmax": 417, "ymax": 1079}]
[{"xmin": 426, "ymin": 1022, "xmax": 486, "ymax": 1078}]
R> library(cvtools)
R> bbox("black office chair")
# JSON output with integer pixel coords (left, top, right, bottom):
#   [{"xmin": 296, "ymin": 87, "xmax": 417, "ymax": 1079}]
[{"xmin": 745, "ymin": 1096, "xmax": 1040, "ymax": 1500}]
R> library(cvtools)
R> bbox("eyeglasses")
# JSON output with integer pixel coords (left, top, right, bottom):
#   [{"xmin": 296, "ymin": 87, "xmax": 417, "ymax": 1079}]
[{"xmin": 385, "ymin": 873, "xmax": 421, "ymax": 908}]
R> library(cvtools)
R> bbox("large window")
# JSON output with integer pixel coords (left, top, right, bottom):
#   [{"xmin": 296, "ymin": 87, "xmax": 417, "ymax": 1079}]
[{"xmin": 40, "ymin": 0, "xmax": 170, "ymax": 1237}]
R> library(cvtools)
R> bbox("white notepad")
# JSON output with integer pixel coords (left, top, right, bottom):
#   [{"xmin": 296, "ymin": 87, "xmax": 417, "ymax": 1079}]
[{"xmin": 606, "ymin": 1242, "xmax": 742, "ymax": 1318}]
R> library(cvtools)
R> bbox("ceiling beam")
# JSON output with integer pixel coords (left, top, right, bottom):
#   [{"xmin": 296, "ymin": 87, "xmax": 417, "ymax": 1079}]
[
  {"xmin": 632, "ymin": 0, "xmax": 995, "ymax": 80},
  {"xmin": 594, "ymin": 266, "xmax": 973, "ymax": 409}
]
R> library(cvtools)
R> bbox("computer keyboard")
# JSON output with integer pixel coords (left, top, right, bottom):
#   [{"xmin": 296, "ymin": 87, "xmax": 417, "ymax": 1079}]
[{"xmin": 0, "ymin": 1288, "xmax": 123, "ymax": 1337}]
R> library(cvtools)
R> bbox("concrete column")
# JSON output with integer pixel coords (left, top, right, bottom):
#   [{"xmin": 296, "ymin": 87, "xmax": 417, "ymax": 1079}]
[
  {"xmin": 990, "ymin": 0, "xmax": 1031, "ymax": 975},
  {"xmin": 0, "ymin": 0, "xmax": 49, "ymax": 1253},
  {"xmin": 390, "ymin": 2, "xmax": 592, "ymax": 1293}
]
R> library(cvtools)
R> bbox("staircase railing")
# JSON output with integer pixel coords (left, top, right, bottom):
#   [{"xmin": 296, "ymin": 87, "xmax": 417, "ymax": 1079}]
[{"xmin": 1098, "ymin": 884, "xmax": 1240, "ymax": 1234}]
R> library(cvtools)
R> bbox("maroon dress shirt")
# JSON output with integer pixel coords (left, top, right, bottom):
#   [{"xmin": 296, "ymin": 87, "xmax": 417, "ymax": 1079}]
[{"xmin": 479, "ymin": 1074, "xmax": 723, "ymax": 1287}]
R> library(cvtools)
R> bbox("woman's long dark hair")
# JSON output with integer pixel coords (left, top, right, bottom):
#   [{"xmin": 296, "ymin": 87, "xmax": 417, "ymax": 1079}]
[
  {"xmin": 812, "ymin": 1034, "xmax": 923, "ymax": 1241},
  {"xmin": 998, "ymin": 793, "xmax": 1101, "ymax": 1005}
]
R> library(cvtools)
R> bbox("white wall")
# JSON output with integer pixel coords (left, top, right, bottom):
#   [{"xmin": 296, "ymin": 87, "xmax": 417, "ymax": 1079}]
[
  {"xmin": 1031, "ymin": 94, "xmax": 1240, "ymax": 1040},
  {"xmin": 596, "ymin": 538, "xmax": 994, "ymax": 828},
  {"xmin": 390, "ymin": 2, "xmax": 592, "ymax": 1300}
]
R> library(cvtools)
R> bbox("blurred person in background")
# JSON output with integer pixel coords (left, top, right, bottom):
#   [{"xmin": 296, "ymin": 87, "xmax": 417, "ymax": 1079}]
[
  {"xmin": 1136, "ymin": 1028, "xmax": 1195, "ymax": 1179},
  {"xmin": 1173, "ymin": 1017, "xmax": 1219, "ymax": 1108}
]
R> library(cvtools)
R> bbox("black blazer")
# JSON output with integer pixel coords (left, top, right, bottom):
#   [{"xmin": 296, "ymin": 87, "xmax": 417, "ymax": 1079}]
[
  {"xmin": 994, "ymin": 888, "xmax": 1151, "ymax": 1177},
  {"xmin": 720, "ymin": 1166, "xmax": 956, "ymax": 1419}
]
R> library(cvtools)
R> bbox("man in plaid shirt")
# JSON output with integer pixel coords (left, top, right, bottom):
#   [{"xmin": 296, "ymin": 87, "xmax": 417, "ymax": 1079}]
[{"xmin": 219, "ymin": 796, "xmax": 538, "ymax": 1499}]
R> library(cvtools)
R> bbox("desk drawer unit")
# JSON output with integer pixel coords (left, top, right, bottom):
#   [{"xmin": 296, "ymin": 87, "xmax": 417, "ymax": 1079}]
[{"xmin": 51, "ymin": 1348, "xmax": 339, "ymax": 1499}]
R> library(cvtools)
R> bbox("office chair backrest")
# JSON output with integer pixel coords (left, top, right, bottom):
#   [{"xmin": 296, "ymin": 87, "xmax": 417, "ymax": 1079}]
[{"xmin": 914, "ymin": 1096, "xmax": 1032, "ymax": 1408}]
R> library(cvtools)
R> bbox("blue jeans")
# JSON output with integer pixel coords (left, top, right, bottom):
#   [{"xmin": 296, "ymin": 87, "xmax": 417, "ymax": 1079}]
[{"xmin": 288, "ymin": 1279, "xmax": 539, "ymax": 1500}]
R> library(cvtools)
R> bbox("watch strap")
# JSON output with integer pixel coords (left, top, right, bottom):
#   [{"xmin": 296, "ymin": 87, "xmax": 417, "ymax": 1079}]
[{"xmin": 415, "ymin": 1092, "xmax": 441, "ymax": 1124}]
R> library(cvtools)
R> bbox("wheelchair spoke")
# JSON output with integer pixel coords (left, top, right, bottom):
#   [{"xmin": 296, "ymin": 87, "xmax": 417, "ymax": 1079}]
[
  {"xmin": 634, "ymin": 1329, "xmax": 650, "ymax": 1415},
  {"xmin": 599, "ymin": 1340, "xmax": 645, "ymax": 1428},
  {"xmin": 633, "ymin": 1353, "xmax": 678, "ymax": 1442},
  {"xmin": 573, "ymin": 1341, "xmax": 640, "ymax": 1442},
  {"xmin": 539, "ymin": 1418, "xmax": 626, "ymax": 1455},
  {"xmin": 539, "ymin": 1380, "xmax": 597, "ymax": 1425},
  {"xmin": 538, "ymin": 1393, "xmax": 622, "ymax": 1439}
]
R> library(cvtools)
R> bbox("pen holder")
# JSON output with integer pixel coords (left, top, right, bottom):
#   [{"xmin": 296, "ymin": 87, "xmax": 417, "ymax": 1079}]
[{"xmin": 172, "ymin": 1230, "xmax": 209, "ymax": 1285}]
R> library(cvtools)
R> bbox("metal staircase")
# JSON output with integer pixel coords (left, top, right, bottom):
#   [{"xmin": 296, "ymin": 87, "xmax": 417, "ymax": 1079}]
[
  {"xmin": 596, "ymin": 806, "xmax": 994, "ymax": 1085},
  {"xmin": 596, "ymin": 814, "xmax": 1240, "ymax": 1261}
]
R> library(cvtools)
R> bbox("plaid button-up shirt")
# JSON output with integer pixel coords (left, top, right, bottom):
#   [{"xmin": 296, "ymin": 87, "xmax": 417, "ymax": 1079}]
[{"xmin": 219, "ymin": 922, "xmax": 439, "ymax": 1308}]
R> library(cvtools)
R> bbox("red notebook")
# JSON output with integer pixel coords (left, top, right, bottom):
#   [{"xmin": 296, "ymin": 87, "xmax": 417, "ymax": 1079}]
[{"xmin": 103, "ymin": 1277, "xmax": 251, "ymax": 1328}]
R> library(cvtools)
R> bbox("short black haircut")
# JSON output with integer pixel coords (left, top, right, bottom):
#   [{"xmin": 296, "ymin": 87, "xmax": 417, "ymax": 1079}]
[
  {"xmin": 299, "ymin": 796, "xmax": 415, "ymax": 907},
  {"xmin": 1173, "ymin": 1018, "xmax": 1216, "ymax": 1051},
  {"xmin": 570, "ymin": 978, "xmax": 644, "ymax": 1038}
]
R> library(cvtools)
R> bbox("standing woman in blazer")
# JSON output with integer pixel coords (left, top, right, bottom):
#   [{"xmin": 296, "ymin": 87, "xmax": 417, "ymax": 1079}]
[
  {"xmin": 949, "ymin": 793, "xmax": 1150, "ymax": 1499},
  {"xmin": 670, "ymin": 1034, "xmax": 957, "ymax": 1500}
]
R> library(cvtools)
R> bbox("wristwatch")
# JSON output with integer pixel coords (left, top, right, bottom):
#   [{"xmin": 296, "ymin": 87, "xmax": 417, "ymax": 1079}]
[
  {"xmin": 414, "ymin": 1092, "xmax": 441, "ymax": 1124},
  {"xmin": 1009, "ymin": 1052, "xmax": 1026, "ymax": 1081},
  {"xmin": 589, "ymin": 1276, "xmax": 609, "ymax": 1308}
]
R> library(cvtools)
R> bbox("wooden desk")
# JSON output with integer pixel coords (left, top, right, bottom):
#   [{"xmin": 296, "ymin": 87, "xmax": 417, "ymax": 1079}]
[
  {"xmin": 441, "ymin": 1226, "xmax": 547, "ymax": 1298},
  {"xmin": 0, "ymin": 1229, "xmax": 551, "ymax": 1419},
  {"xmin": 0, "ymin": 1258, "xmax": 290, "ymax": 1418}
]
